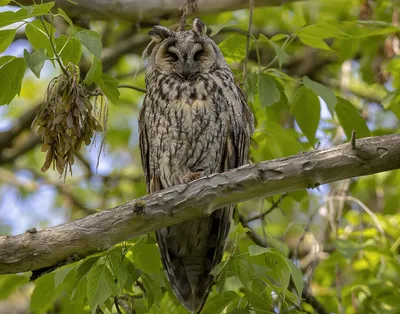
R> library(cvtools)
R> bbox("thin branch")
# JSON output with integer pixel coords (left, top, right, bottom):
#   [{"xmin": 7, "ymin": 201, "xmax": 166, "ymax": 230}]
[
  {"xmin": 243, "ymin": 193, "xmax": 287, "ymax": 222},
  {"xmin": 117, "ymin": 84, "xmax": 146, "ymax": 93},
  {"xmin": 0, "ymin": 134, "xmax": 400, "ymax": 275},
  {"xmin": 242, "ymin": 0, "xmax": 254, "ymax": 83}
]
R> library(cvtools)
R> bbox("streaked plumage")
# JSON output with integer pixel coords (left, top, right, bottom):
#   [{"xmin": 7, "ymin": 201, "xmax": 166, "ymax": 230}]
[{"xmin": 138, "ymin": 19, "xmax": 254, "ymax": 312}]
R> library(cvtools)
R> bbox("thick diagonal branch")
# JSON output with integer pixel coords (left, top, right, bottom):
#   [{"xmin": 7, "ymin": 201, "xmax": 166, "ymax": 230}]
[{"xmin": 1, "ymin": 134, "xmax": 400, "ymax": 275}]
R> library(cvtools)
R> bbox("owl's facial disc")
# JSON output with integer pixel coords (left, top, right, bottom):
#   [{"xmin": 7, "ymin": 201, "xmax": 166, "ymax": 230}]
[{"xmin": 154, "ymin": 36, "xmax": 217, "ymax": 80}]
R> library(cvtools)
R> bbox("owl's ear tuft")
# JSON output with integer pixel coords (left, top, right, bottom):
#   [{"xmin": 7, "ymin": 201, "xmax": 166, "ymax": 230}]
[
  {"xmin": 192, "ymin": 18, "xmax": 207, "ymax": 36},
  {"xmin": 148, "ymin": 26, "xmax": 172, "ymax": 42}
]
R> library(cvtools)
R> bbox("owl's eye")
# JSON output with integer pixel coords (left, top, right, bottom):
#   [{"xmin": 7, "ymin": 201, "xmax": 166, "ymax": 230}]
[
  {"xmin": 166, "ymin": 52, "xmax": 179, "ymax": 62},
  {"xmin": 193, "ymin": 49, "xmax": 204, "ymax": 61}
]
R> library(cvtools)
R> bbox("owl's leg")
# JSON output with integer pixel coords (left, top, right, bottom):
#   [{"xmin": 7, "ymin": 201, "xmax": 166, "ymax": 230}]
[{"xmin": 182, "ymin": 171, "xmax": 204, "ymax": 183}]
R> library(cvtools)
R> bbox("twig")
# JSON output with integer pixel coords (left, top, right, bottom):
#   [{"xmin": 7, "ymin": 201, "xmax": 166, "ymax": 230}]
[
  {"xmin": 244, "ymin": 193, "xmax": 287, "ymax": 222},
  {"xmin": 114, "ymin": 297, "xmax": 123, "ymax": 314},
  {"xmin": 242, "ymin": 0, "xmax": 254, "ymax": 83},
  {"xmin": 117, "ymin": 84, "xmax": 146, "ymax": 93},
  {"xmin": 302, "ymin": 289, "xmax": 329, "ymax": 314},
  {"xmin": 39, "ymin": 17, "xmax": 69, "ymax": 77},
  {"xmin": 351, "ymin": 130, "xmax": 356, "ymax": 149}
]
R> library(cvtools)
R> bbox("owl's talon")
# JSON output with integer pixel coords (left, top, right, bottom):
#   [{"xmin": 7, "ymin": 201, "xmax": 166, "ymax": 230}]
[{"xmin": 182, "ymin": 171, "xmax": 203, "ymax": 183}]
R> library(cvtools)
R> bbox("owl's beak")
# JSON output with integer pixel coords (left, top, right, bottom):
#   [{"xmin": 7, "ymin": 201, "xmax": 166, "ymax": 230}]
[{"xmin": 182, "ymin": 62, "xmax": 194, "ymax": 80}]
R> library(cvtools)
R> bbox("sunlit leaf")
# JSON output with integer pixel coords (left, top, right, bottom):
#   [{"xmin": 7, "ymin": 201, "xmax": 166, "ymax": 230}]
[
  {"xmin": 298, "ymin": 35, "xmax": 333, "ymax": 51},
  {"xmin": 249, "ymin": 245, "xmax": 270, "ymax": 256},
  {"xmin": 31, "ymin": 272, "xmax": 64, "ymax": 313},
  {"xmin": 291, "ymin": 86, "xmax": 320, "ymax": 144},
  {"xmin": 132, "ymin": 243, "xmax": 161, "ymax": 273},
  {"xmin": 56, "ymin": 35, "xmax": 82, "ymax": 66},
  {"xmin": 78, "ymin": 30, "xmax": 102, "ymax": 59},
  {"xmin": 202, "ymin": 291, "xmax": 238, "ymax": 314},
  {"xmin": 87, "ymin": 263, "xmax": 119, "ymax": 314},
  {"xmin": 99, "ymin": 73, "xmax": 120, "ymax": 105},
  {"xmin": 288, "ymin": 260, "xmax": 304, "ymax": 298},
  {"xmin": 0, "ymin": 274, "xmax": 29, "ymax": 300},
  {"xmin": 25, "ymin": 19, "xmax": 55, "ymax": 58},
  {"xmin": 84, "ymin": 56, "xmax": 102, "ymax": 85},
  {"xmin": 0, "ymin": 57, "xmax": 26, "ymax": 106},
  {"xmin": 303, "ymin": 76, "xmax": 337, "ymax": 116},
  {"xmin": 335, "ymin": 97, "xmax": 370, "ymax": 139},
  {"xmin": 24, "ymin": 48, "xmax": 46, "ymax": 78},
  {"xmin": 258, "ymin": 73, "xmax": 280, "ymax": 107},
  {"xmin": 0, "ymin": 29, "xmax": 15, "ymax": 54},
  {"xmin": 0, "ymin": 55, "xmax": 15, "ymax": 67}
]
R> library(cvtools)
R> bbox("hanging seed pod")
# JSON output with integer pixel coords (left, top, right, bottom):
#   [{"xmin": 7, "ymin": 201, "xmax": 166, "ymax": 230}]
[{"xmin": 33, "ymin": 63, "xmax": 107, "ymax": 178}]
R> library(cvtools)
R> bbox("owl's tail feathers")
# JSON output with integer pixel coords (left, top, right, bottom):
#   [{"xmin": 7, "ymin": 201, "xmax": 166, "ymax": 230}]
[
  {"xmin": 156, "ymin": 207, "xmax": 233, "ymax": 313},
  {"xmin": 160, "ymin": 251, "xmax": 213, "ymax": 313}
]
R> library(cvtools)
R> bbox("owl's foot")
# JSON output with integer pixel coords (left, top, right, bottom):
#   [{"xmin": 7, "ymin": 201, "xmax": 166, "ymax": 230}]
[{"xmin": 182, "ymin": 171, "xmax": 203, "ymax": 183}]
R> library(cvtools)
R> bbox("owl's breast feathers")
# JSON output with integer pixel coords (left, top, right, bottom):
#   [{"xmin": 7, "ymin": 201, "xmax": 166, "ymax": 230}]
[{"xmin": 139, "ymin": 68, "xmax": 254, "ymax": 312}]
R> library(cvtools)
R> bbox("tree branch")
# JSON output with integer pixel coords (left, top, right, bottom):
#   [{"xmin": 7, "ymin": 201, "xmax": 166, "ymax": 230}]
[
  {"xmin": 1, "ymin": 134, "xmax": 400, "ymax": 275},
  {"xmin": 16, "ymin": 0, "xmax": 303, "ymax": 22}
]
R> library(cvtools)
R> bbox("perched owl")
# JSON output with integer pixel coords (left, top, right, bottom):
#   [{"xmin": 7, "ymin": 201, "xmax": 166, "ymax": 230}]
[{"xmin": 138, "ymin": 19, "xmax": 254, "ymax": 312}]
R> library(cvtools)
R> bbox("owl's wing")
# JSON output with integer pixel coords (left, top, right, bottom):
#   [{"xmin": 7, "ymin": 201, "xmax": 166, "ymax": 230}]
[{"xmin": 232, "ymin": 84, "xmax": 255, "ymax": 166}]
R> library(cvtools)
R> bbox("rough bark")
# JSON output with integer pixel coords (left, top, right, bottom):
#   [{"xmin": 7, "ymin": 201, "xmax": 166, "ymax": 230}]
[
  {"xmin": 1, "ymin": 133, "xmax": 400, "ymax": 275},
  {"xmin": 17, "ymin": 0, "xmax": 302, "ymax": 21}
]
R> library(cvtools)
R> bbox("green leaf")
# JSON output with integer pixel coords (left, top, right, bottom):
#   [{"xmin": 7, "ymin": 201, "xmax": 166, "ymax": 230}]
[
  {"xmin": 25, "ymin": 19, "xmax": 55, "ymax": 58},
  {"xmin": 298, "ymin": 23, "xmax": 349, "ymax": 39},
  {"xmin": 87, "ymin": 263, "xmax": 119, "ymax": 314},
  {"xmin": 56, "ymin": 35, "xmax": 82, "ymax": 66},
  {"xmin": 271, "ymin": 34, "xmax": 288, "ymax": 41},
  {"xmin": 78, "ymin": 30, "xmax": 102, "ymax": 59},
  {"xmin": 288, "ymin": 190, "xmax": 308, "ymax": 203},
  {"xmin": 57, "ymin": 7, "xmax": 75, "ymax": 30},
  {"xmin": 258, "ymin": 73, "xmax": 280, "ymax": 107},
  {"xmin": 228, "ymin": 309, "xmax": 251, "ymax": 314},
  {"xmin": 259, "ymin": 34, "xmax": 288, "ymax": 67},
  {"xmin": 334, "ymin": 238, "xmax": 375, "ymax": 258},
  {"xmin": 124, "ymin": 260, "xmax": 141, "ymax": 293},
  {"xmin": 202, "ymin": 291, "xmax": 238, "ymax": 314},
  {"xmin": 235, "ymin": 222, "xmax": 250, "ymax": 237},
  {"xmin": 208, "ymin": 23, "xmax": 247, "ymax": 36},
  {"xmin": 264, "ymin": 250, "xmax": 291, "ymax": 291},
  {"xmin": 84, "ymin": 56, "xmax": 102, "ymax": 85},
  {"xmin": 232, "ymin": 257, "xmax": 254, "ymax": 289},
  {"xmin": 0, "ymin": 0, "xmax": 10, "ymax": 5},
  {"xmin": 303, "ymin": 76, "xmax": 337, "ymax": 116},
  {"xmin": 291, "ymin": 86, "xmax": 320, "ymax": 144},
  {"xmin": 383, "ymin": 90, "xmax": 400, "ymax": 120},
  {"xmin": 218, "ymin": 35, "xmax": 247, "ymax": 62},
  {"xmin": 288, "ymin": 260, "xmax": 304, "ymax": 298},
  {"xmin": 27, "ymin": 2, "xmax": 55, "ymax": 16},
  {"xmin": 335, "ymin": 97, "xmax": 370, "ymax": 140},
  {"xmin": 31, "ymin": 272, "xmax": 64, "ymax": 313},
  {"xmin": 0, "ymin": 274, "xmax": 29, "ymax": 299},
  {"xmin": 298, "ymin": 35, "xmax": 333, "ymax": 51},
  {"xmin": 245, "ymin": 289, "xmax": 273, "ymax": 312},
  {"xmin": 53, "ymin": 264, "xmax": 75, "ymax": 288},
  {"xmin": 0, "ymin": 9, "xmax": 28, "ymax": 28},
  {"xmin": 132, "ymin": 243, "xmax": 161, "ymax": 273},
  {"xmin": 0, "ymin": 55, "xmax": 15, "ymax": 67},
  {"xmin": 24, "ymin": 48, "xmax": 46, "ymax": 78},
  {"xmin": 249, "ymin": 245, "xmax": 270, "ymax": 256},
  {"xmin": 0, "ymin": 29, "xmax": 16, "ymax": 54},
  {"xmin": 99, "ymin": 73, "xmax": 120, "ymax": 105},
  {"xmin": 0, "ymin": 57, "xmax": 26, "ymax": 106},
  {"xmin": 108, "ymin": 254, "xmax": 129, "ymax": 290},
  {"xmin": 141, "ymin": 273, "xmax": 164, "ymax": 308}
]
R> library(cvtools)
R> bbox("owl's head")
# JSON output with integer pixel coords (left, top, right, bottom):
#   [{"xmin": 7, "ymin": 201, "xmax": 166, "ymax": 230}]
[{"xmin": 146, "ymin": 19, "xmax": 227, "ymax": 80}]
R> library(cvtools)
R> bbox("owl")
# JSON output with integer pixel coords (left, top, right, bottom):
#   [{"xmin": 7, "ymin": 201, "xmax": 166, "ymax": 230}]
[{"xmin": 138, "ymin": 19, "xmax": 254, "ymax": 312}]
